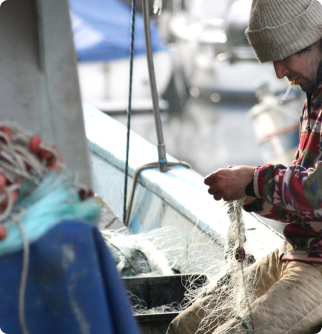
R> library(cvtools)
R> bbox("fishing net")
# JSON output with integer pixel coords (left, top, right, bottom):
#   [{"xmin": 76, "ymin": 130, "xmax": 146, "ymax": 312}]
[
  {"xmin": 99, "ymin": 199, "xmax": 258, "ymax": 333},
  {"xmin": 101, "ymin": 226, "xmax": 186, "ymax": 277},
  {"xmin": 127, "ymin": 288, "xmax": 182, "ymax": 315},
  {"xmin": 179, "ymin": 200, "xmax": 257, "ymax": 334}
]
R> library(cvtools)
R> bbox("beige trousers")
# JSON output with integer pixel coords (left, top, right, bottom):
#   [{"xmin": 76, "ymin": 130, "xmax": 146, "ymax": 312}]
[{"xmin": 167, "ymin": 249, "xmax": 322, "ymax": 334}]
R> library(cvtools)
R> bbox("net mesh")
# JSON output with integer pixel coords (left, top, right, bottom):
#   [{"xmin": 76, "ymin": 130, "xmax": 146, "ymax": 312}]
[
  {"xmin": 181, "ymin": 200, "xmax": 257, "ymax": 334},
  {"xmin": 99, "ymin": 199, "xmax": 257, "ymax": 333},
  {"xmin": 101, "ymin": 226, "xmax": 186, "ymax": 277}
]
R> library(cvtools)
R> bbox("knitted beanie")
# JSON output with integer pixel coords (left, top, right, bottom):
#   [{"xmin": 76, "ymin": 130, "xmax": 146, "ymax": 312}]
[{"xmin": 246, "ymin": 0, "xmax": 322, "ymax": 63}]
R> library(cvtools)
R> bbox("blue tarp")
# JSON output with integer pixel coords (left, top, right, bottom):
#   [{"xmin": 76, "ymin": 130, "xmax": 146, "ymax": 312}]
[
  {"xmin": 69, "ymin": 0, "xmax": 165, "ymax": 62},
  {"xmin": 0, "ymin": 220, "xmax": 142, "ymax": 334}
]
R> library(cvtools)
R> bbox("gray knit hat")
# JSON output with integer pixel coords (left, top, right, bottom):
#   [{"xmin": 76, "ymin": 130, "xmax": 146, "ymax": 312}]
[{"xmin": 246, "ymin": 0, "xmax": 322, "ymax": 63}]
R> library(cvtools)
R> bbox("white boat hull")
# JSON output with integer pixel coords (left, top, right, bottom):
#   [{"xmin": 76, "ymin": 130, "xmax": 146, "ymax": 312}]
[
  {"xmin": 83, "ymin": 104, "xmax": 283, "ymax": 273},
  {"xmin": 78, "ymin": 50, "xmax": 173, "ymax": 112}
]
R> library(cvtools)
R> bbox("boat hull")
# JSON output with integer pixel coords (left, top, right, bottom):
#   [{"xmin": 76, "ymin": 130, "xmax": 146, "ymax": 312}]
[{"xmin": 84, "ymin": 104, "xmax": 283, "ymax": 274}]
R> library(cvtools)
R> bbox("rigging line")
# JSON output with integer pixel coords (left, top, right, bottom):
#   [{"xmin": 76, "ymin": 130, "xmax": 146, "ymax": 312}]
[{"xmin": 123, "ymin": 0, "xmax": 137, "ymax": 223}]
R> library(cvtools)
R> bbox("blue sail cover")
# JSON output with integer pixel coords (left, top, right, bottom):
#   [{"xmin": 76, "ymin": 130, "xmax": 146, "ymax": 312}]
[{"xmin": 69, "ymin": 0, "xmax": 166, "ymax": 62}]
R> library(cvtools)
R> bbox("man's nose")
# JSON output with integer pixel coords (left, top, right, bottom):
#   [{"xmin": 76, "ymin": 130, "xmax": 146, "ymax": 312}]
[{"xmin": 273, "ymin": 60, "xmax": 289, "ymax": 79}]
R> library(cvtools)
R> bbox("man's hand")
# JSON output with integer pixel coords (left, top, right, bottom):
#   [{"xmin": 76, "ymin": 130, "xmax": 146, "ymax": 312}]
[{"xmin": 204, "ymin": 166, "xmax": 256, "ymax": 201}]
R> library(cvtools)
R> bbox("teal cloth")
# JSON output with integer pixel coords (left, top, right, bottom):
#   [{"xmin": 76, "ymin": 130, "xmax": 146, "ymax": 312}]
[{"xmin": 0, "ymin": 172, "xmax": 100, "ymax": 257}]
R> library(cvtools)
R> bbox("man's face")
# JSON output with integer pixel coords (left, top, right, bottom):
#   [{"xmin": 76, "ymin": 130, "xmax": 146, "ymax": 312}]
[{"xmin": 273, "ymin": 40, "xmax": 322, "ymax": 92}]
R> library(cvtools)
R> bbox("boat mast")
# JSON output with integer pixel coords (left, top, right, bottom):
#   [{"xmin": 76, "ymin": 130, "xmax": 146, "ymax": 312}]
[{"xmin": 124, "ymin": 0, "xmax": 192, "ymax": 225}]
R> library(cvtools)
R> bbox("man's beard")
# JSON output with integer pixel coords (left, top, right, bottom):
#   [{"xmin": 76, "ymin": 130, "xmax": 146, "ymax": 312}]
[
  {"xmin": 299, "ymin": 79, "xmax": 315, "ymax": 92},
  {"xmin": 300, "ymin": 61, "xmax": 322, "ymax": 92},
  {"xmin": 287, "ymin": 73, "xmax": 315, "ymax": 93}
]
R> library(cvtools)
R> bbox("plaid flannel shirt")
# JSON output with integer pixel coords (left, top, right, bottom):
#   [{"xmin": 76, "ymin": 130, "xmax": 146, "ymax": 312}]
[{"xmin": 252, "ymin": 84, "xmax": 322, "ymax": 263}]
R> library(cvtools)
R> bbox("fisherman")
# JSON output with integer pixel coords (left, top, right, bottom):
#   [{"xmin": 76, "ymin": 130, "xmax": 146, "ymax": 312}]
[{"xmin": 167, "ymin": 0, "xmax": 322, "ymax": 333}]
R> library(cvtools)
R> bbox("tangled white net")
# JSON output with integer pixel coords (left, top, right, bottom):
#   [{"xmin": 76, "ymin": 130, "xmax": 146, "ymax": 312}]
[
  {"xmin": 101, "ymin": 226, "xmax": 186, "ymax": 277},
  {"xmin": 180, "ymin": 200, "xmax": 257, "ymax": 334},
  {"xmin": 100, "ymin": 199, "xmax": 257, "ymax": 333}
]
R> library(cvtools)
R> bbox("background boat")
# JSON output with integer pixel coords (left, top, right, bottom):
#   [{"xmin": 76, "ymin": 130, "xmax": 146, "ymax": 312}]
[
  {"xmin": 247, "ymin": 86, "xmax": 305, "ymax": 165},
  {"xmin": 69, "ymin": 0, "xmax": 173, "ymax": 114},
  {"xmin": 165, "ymin": 0, "xmax": 288, "ymax": 103}
]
